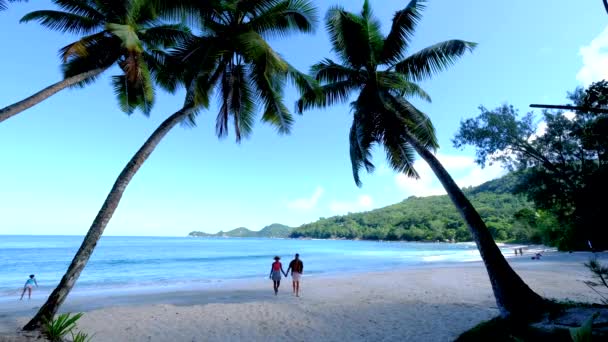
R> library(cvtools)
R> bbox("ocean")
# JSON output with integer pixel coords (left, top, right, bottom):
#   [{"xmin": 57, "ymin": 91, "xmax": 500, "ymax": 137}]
[{"xmin": 0, "ymin": 235, "xmax": 514, "ymax": 301}]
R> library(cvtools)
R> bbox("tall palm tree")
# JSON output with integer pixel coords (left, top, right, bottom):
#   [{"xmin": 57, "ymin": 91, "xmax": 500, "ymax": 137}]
[
  {"xmin": 0, "ymin": 0, "xmax": 190, "ymax": 123},
  {"xmin": 23, "ymin": 0, "xmax": 317, "ymax": 330},
  {"xmin": 297, "ymin": 0, "xmax": 545, "ymax": 318},
  {"xmin": 0, "ymin": 0, "xmax": 25, "ymax": 11}
]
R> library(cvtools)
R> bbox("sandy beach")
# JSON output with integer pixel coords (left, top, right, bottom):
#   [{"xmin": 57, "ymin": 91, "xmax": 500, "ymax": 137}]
[{"xmin": 1, "ymin": 251, "xmax": 605, "ymax": 342}]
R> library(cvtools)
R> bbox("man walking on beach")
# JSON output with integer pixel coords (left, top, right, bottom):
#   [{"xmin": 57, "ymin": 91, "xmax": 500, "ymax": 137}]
[{"xmin": 286, "ymin": 253, "xmax": 304, "ymax": 297}]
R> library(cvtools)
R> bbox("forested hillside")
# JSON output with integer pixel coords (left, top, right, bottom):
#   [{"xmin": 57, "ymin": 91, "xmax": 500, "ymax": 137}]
[{"xmin": 290, "ymin": 173, "xmax": 538, "ymax": 242}]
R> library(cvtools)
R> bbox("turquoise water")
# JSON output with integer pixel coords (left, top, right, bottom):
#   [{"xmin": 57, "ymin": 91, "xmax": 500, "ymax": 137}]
[{"xmin": 0, "ymin": 235, "xmax": 512, "ymax": 299}]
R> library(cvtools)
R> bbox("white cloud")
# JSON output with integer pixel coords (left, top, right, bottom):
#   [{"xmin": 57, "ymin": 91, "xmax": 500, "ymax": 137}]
[
  {"xmin": 329, "ymin": 195, "xmax": 374, "ymax": 214},
  {"xmin": 563, "ymin": 111, "xmax": 576, "ymax": 120},
  {"xmin": 394, "ymin": 153, "xmax": 506, "ymax": 197},
  {"xmin": 529, "ymin": 111, "xmax": 575, "ymax": 142},
  {"xmin": 287, "ymin": 186, "xmax": 324, "ymax": 210},
  {"xmin": 576, "ymin": 26, "xmax": 608, "ymax": 86}
]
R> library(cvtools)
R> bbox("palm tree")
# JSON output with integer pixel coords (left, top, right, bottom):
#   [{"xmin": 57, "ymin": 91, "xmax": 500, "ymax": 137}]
[
  {"xmin": 0, "ymin": 0, "xmax": 25, "ymax": 11},
  {"xmin": 23, "ymin": 0, "xmax": 317, "ymax": 330},
  {"xmin": 0, "ymin": 0, "xmax": 190, "ymax": 123},
  {"xmin": 297, "ymin": 0, "xmax": 545, "ymax": 318}
]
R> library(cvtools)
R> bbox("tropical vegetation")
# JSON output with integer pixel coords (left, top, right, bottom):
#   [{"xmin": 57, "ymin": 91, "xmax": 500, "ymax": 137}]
[
  {"xmin": 0, "ymin": 0, "xmax": 604, "ymax": 334},
  {"xmin": 290, "ymin": 173, "xmax": 545, "ymax": 243},
  {"xmin": 22, "ymin": 0, "xmax": 318, "ymax": 330},
  {"xmin": 189, "ymin": 223, "xmax": 293, "ymax": 238},
  {"xmin": 296, "ymin": 0, "xmax": 543, "ymax": 318},
  {"xmin": 454, "ymin": 82, "xmax": 608, "ymax": 251},
  {"xmin": 0, "ymin": 0, "xmax": 191, "ymax": 123}
]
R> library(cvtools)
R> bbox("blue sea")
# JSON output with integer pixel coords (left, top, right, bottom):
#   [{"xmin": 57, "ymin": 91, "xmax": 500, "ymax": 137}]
[{"xmin": 0, "ymin": 235, "xmax": 514, "ymax": 300}]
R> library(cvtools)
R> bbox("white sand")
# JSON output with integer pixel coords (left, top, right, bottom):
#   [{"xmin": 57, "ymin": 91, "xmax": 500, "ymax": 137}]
[{"xmin": 1, "ymin": 252, "xmax": 606, "ymax": 342}]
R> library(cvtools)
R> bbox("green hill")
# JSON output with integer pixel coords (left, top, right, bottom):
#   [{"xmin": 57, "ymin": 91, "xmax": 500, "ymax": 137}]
[
  {"xmin": 188, "ymin": 223, "xmax": 293, "ymax": 238},
  {"xmin": 290, "ymin": 173, "xmax": 536, "ymax": 242}
]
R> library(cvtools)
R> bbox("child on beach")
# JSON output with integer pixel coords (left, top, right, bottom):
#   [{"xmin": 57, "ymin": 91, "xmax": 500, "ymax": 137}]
[
  {"xmin": 20, "ymin": 274, "xmax": 38, "ymax": 300},
  {"xmin": 269, "ymin": 256, "xmax": 286, "ymax": 295}
]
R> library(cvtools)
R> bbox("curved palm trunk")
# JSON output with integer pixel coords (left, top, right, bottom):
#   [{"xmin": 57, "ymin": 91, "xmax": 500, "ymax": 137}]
[
  {"xmin": 407, "ymin": 134, "xmax": 545, "ymax": 318},
  {"xmin": 0, "ymin": 68, "xmax": 105, "ymax": 124},
  {"xmin": 23, "ymin": 105, "xmax": 193, "ymax": 330}
]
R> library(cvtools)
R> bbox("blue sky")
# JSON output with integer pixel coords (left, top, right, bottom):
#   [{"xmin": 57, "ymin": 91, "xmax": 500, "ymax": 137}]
[{"xmin": 1, "ymin": 0, "xmax": 607, "ymax": 236}]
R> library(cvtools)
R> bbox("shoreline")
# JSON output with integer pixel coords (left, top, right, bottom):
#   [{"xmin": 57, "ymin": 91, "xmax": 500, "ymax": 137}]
[
  {"xmin": 0, "ymin": 244, "xmax": 559, "ymax": 307},
  {"xmin": 2, "ymin": 251, "xmax": 605, "ymax": 341}
]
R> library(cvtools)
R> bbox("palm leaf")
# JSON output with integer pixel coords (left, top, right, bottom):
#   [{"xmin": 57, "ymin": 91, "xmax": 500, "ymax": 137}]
[
  {"xmin": 106, "ymin": 22, "xmax": 143, "ymax": 53},
  {"xmin": 310, "ymin": 58, "xmax": 360, "ymax": 83},
  {"xmin": 139, "ymin": 23, "xmax": 192, "ymax": 49},
  {"xmin": 385, "ymin": 92, "xmax": 438, "ymax": 150},
  {"xmin": 53, "ymin": 0, "xmax": 105, "ymax": 21},
  {"xmin": 380, "ymin": 0, "xmax": 426, "ymax": 64},
  {"xmin": 247, "ymin": 0, "xmax": 318, "ymax": 38},
  {"xmin": 239, "ymin": 31, "xmax": 292, "ymax": 134},
  {"xmin": 377, "ymin": 72, "xmax": 431, "ymax": 102},
  {"xmin": 349, "ymin": 108, "xmax": 376, "ymax": 187},
  {"xmin": 59, "ymin": 31, "xmax": 110, "ymax": 62},
  {"xmin": 325, "ymin": 6, "xmax": 372, "ymax": 68},
  {"xmin": 297, "ymin": 80, "xmax": 357, "ymax": 113},
  {"xmin": 395, "ymin": 40, "xmax": 477, "ymax": 81},
  {"xmin": 216, "ymin": 62, "xmax": 257, "ymax": 142},
  {"xmin": 111, "ymin": 59, "xmax": 155, "ymax": 115},
  {"xmin": 20, "ymin": 10, "xmax": 102, "ymax": 34},
  {"xmin": 0, "ymin": 0, "xmax": 26, "ymax": 11}
]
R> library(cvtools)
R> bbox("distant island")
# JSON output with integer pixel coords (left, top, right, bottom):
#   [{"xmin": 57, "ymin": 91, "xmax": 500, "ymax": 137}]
[
  {"xmin": 188, "ymin": 223, "xmax": 293, "ymax": 238},
  {"xmin": 189, "ymin": 173, "xmax": 540, "ymax": 244}
]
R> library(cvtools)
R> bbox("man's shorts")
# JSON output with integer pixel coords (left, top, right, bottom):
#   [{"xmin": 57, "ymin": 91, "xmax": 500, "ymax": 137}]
[{"xmin": 292, "ymin": 272, "xmax": 302, "ymax": 281}]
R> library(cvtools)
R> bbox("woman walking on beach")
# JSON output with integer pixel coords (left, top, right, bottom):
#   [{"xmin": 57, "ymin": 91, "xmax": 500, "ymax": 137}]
[
  {"xmin": 269, "ymin": 256, "xmax": 286, "ymax": 295},
  {"xmin": 20, "ymin": 274, "xmax": 38, "ymax": 300}
]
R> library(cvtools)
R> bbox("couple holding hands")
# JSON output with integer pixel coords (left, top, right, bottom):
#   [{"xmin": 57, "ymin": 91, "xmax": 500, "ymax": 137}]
[{"xmin": 269, "ymin": 253, "xmax": 303, "ymax": 297}]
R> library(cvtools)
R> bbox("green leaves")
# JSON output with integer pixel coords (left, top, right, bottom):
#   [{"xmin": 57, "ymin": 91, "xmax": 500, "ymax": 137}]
[
  {"xmin": 106, "ymin": 23, "xmax": 144, "ymax": 53},
  {"xmin": 20, "ymin": 10, "xmax": 102, "ymax": 35},
  {"xmin": 248, "ymin": 0, "xmax": 318, "ymax": 38},
  {"xmin": 395, "ymin": 40, "xmax": 477, "ymax": 81},
  {"xmin": 297, "ymin": 0, "xmax": 474, "ymax": 187},
  {"xmin": 42, "ymin": 312, "xmax": 84, "ymax": 342},
  {"xmin": 326, "ymin": 6, "xmax": 376, "ymax": 69},
  {"xmin": 380, "ymin": 0, "xmax": 426, "ymax": 64}
]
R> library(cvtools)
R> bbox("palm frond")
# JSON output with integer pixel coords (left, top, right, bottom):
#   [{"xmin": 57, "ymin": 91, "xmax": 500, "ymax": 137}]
[
  {"xmin": 216, "ymin": 62, "xmax": 257, "ymax": 142},
  {"xmin": 239, "ymin": 31, "xmax": 292, "ymax": 134},
  {"xmin": 61, "ymin": 36, "xmax": 121, "ymax": 86},
  {"xmin": 377, "ymin": 72, "xmax": 431, "ymax": 102},
  {"xmin": 380, "ymin": 0, "xmax": 425, "ymax": 64},
  {"xmin": 394, "ymin": 40, "xmax": 477, "ymax": 81},
  {"xmin": 128, "ymin": 0, "xmax": 160, "ymax": 25},
  {"xmin": 230, "ymin": 63, "xmax": 256, "ymax": 141},
  {"xmin": 53, "ymin": 0, "xmax": 104, "ymax": 21},
  {"xmin": 286, "ymin": 63, "xmax": 319, "ymax": 107},
  {"xmin": 349, "ymin": 108, "xmax": 376, "ymax": 187},
  {"xmin": 139, "ymin": 23, "xmax": 192, "ymax": 49},
  {"xmin": 111, "ymin": 58, "xmax": 155, "ymax": 115},
  {"xmin": 145, "ymin": 50, "xmax": 184, "ymax": 94},
  {"xmin": 20, "ymin": 10, "xmax": 102, "ymax": 35},
  {"xmin": 310, "ymin": 58, "xmax": 360, "ymax": 83},
  {"xmin": 59, "ymin": 31, "xmax": 110, "ymax": 62},
  {"xmin": 385, "ymin": 92, "xmax": 438, "ymax": 150},
  {"xmin": 325, "ymin": 6, "xmax": 372, "ymax": 68},
  {"xmin": 106, "ymin": 22, "xmax": 143, "ymax": 53},
  {"xmin": 0, "ymin": 0, "xmax": 26, "ymax": 11},
  {"xmin": 93, "ymin": 0, "xmax": 128, "ymax": 22},
  {"xmin": 247, "ymin": 0, "xmax": 318, "ymax": 38},
  {"xmin": 297, "ymin": 80, "xmax": 357, "ymax": 113}
]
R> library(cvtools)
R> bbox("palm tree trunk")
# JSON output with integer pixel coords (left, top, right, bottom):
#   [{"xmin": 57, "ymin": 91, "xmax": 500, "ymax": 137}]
[
  {"xmin": 0, "ymin": 68, "xmax": 105, "ymax": 124},
  {"xmin": 23, "ymin": 105, "xmax": 194, "ymax": 330},
  {"xmin": 407, "ymin": 134, "xmax": 545, "ymax": 318}
]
